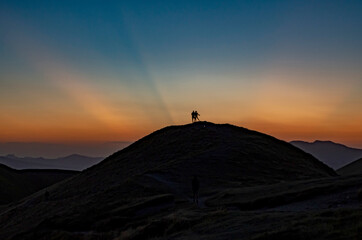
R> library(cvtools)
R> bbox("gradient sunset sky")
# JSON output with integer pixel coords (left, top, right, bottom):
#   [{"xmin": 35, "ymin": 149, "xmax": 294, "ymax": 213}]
[{"xmin": 1, "ymin": 1, "xmax": 362, "ymax": 150}]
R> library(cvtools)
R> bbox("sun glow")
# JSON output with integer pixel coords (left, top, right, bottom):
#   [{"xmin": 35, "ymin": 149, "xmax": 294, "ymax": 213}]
[{"xmin": 1, "ymin": 4, "xmax": 361, "ymax": 147}]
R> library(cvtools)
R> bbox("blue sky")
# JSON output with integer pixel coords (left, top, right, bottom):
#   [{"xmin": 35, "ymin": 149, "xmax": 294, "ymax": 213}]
[{"xmin": 2, "ymin": 1, "xmax": 361, "ymax": 71}]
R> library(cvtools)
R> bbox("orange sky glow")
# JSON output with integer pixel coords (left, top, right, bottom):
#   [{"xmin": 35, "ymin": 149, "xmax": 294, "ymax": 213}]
[{"xmin": 1, "ymin": 4, "xmax": 361, "ymax": 150}]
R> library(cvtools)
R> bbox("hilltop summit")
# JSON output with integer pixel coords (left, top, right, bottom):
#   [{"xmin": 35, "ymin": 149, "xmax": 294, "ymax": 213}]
[
  {"xmin": 0, "ymin": 122, "xmax": 336, "ymax": 239},
  {"xmin": 92, "ymin": 121, "xmax": 335, "ymax": 187}
]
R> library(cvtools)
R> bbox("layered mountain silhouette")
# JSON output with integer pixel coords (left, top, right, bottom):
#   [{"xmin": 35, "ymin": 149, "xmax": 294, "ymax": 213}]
[
  {"xmin": 0, "ymin": 154, "xmax": 103, "ymax": 171},
  {"xmin": 0, "ymin": 122, "xmax": 337, "ymax": 239},
  {"xmin": 0, "ymin": 142, "xmax": 131, "ymax": 159},
  {"xmin": 337, "ymin": 158, "xmax": 362, "ymax": 176},
  {"xmin": 290, "ymin": 140, "xmax": 362, "ymax": 169},
  {"xmin": 0, "ymin": 164, "xmax": 77, "ymax": 204}
]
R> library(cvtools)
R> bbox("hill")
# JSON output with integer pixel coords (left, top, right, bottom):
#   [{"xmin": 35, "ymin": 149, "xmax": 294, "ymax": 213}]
[
  {"xmin": 0, "ymin": 154, "xmax": 103, "ymax": 171},
  {"xmin": 337, "ymin": 158, "xmax": 362, "ymax": 176},
  {"xmin": 290, "ymin": 140, "xmax": 362, "ymax": 169},
  {"xmin": 0, "ymin": 164, "xmax": 77, "ymax": 204},
  {"xmin": 0, "ymin": 122, "xmax": 337, "ymax": 239}
]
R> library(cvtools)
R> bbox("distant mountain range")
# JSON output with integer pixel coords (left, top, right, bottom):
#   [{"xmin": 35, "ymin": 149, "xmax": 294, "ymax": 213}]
[
  {"xmin": 0, "ymin": 154, "xmax": 104, "ymax": 171},
  {"xmin": 0, "ymin": 141, "xmax": 131, "ymax": 158},
  {"xmin": 290, "ymin": 140, "xmax": 362, "ymax": 170}
]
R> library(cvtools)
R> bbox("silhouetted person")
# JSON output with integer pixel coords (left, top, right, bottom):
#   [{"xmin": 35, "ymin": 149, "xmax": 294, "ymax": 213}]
[
  {"xmin": 191, "ymin": 110, "xmax": 200, "ymax": 122},
  {"xmin": 194, "ymin": 111, "xmax": 200, "ymax": 121},
  {"xmin": 192, "ymin": 176, "xmax": 200, "ymax": 204}
]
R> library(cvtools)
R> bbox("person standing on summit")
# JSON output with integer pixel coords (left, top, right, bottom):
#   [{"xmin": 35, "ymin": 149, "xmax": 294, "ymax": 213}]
[
  {"xmin": 191, "ymin": 111, "xmax": 200, "ymax": 122},
  {"xmin": 194, "ymin": 111, "xmax": 200, "ymax": 121}
]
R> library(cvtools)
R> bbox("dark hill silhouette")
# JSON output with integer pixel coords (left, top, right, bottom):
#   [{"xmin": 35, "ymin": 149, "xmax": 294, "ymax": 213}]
[
  {"xmin": 0, "ymin": 164, "xmax": 77, "ymax": 204},
  {"xmin": 0, "ymin": 122, "xmax": 337, "ymax": 239},
  {"xmin": 290, "ymin": 140, "xmax": 362, "ymax": 169},
  {"xmin": 337, "ymin": 158, "xmax": 362, "ymax": 176}
]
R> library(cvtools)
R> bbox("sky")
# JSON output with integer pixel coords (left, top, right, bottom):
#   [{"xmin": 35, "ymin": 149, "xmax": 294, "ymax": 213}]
[{"xmin": 0, "ymin": 0, "xmax": 362, "ymax": 156}]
